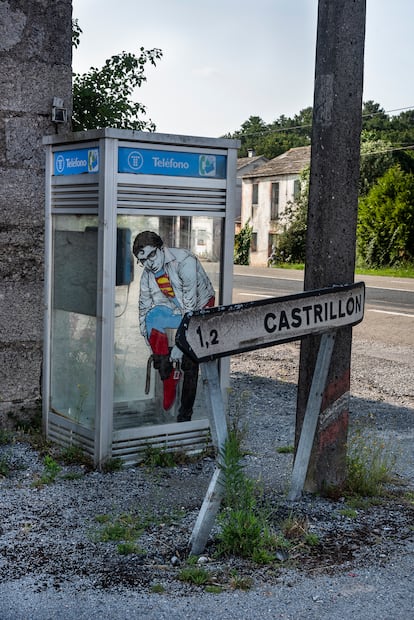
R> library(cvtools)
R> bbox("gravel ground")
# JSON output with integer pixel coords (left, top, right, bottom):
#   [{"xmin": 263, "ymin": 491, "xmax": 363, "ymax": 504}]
[{"xmin": 1, "ymin": 338, "xmax": 413, "ymax": 619}]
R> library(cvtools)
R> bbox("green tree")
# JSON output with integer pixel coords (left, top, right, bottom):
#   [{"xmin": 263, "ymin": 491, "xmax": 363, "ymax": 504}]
[
  {"xmin": 72, "ymin": 48, "xmax": 162, "ymax": 131},
  {"xmin": 362, "ymin": 100, "xmax": 390, "ymax": 137},
  {"xmin": 231, "ymin": 116, "xmax": 269, "ymax": 157},
  {"xmin": 273, "ymin": 167, "xmax": 309, "ymax": 264},
  {"xmin": 267, "ymin": 107, "xmax": 312, "ymax": 151},
  {"xmin": 228, "ymin": 108, "xmax": 312, "ymax": 159},
  {"xmin": 72, "ymin": 21, "xmax": 162, "ymax": 131},
  {"xmin": 357, "ymin": 164, "xmax": 414, "ymax": 266},
  {"xmin": 72, "ymin": 18, "xmax": 82, "ymax": 49},
  {"xmin": 389, "ymin": 109, "xmax": 414, "ymax": 151},
  {"xmin": 359, "ymin": 130, "xmax": 394, "ymax": 196}
]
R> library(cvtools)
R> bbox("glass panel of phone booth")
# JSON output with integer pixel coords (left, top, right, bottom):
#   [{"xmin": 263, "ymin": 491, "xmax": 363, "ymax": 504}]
[
  {"xmin": 113, "ymin": 214, "xmax": 222, "ymax": 429},
  {"xmin": 50, "ymin": 215, "xmax": 98, "ymax": 429}
]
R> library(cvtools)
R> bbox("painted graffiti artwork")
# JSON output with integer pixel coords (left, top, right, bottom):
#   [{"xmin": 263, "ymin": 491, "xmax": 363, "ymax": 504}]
[{"xmin": 133, "ymin": 231, "xmax": 215, "ymax": 422}]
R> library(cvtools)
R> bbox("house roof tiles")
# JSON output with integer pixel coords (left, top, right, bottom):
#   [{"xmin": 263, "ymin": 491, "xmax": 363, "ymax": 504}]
[
  {"xmin": 237, "ymin": 154, "xmax": 267, "ymax": 169},
  {"xmin": 243, "ymin": 145, "xmax": 311, "ymax": 179}
]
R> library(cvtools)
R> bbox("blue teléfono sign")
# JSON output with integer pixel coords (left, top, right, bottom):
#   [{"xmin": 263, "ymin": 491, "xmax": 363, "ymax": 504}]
[
  {"xmin": 118, "ymin": 147, "xmax": 227, "ymax": 179},
  {"xmin": 53, "ymin": 148, "xmax": 99, "ymax": 176}
]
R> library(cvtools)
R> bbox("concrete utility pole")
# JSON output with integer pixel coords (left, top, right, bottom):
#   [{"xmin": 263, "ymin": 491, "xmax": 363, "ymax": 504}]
[{"xmin": 296, "ymin": 0, "xmax": 366, "ymax": 492}]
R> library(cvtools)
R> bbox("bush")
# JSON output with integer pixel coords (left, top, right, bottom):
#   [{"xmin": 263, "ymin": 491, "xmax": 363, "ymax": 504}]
[
  {"xmin": 234, "ymin": 221, "xmax": 253, "ymax": 265},
  {"xmin": 357, "ymin": 164, "xmax": 414, "ymax": 267}
]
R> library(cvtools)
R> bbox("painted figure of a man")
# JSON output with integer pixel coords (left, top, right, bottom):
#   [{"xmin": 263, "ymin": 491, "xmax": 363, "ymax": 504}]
[{"xmin": 133, "ymin": 231, "xmax": 215, "ymax": 422}]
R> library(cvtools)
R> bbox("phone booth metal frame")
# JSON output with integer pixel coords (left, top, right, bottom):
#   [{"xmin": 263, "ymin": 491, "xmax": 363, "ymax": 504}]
[{"xmin": 43, "ymin": 129, "xmax": 239, "ymax": 467}]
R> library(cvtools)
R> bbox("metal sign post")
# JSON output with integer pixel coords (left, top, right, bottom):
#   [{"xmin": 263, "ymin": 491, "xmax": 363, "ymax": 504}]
[
  {"xmin": 189, "ymin": 361, "xmax": 228, "ymax": 555},
  {"xmin": 178, "ymin": 283, "xmax": 365, "ymax": 554}
]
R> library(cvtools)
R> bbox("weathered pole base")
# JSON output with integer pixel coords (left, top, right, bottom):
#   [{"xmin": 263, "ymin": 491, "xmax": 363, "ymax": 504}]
[{"xmin": 297, "ymin": 330, "xmax": 352, "ymax": 494}]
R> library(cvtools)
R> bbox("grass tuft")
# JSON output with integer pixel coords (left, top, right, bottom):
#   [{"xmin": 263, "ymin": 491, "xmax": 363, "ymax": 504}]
[
  {"xmin": 345, "ymin": 429, "xmax": 396, "ymax": 497},
  {"xmin": 178, "ymin": 566, "xmax": 210, "ymax": 586}
]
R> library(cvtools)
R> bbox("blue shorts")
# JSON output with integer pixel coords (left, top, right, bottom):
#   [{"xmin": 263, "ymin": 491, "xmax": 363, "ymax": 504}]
[{"xmin": 145, "ymin": 305, "xmax": 182, "ymax": 335}]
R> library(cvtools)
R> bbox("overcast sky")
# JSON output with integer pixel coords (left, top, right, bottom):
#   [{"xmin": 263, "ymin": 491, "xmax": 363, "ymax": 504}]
[{"xmin": 72, "ymin": 0, "xmax": 414, "ymax": 138}]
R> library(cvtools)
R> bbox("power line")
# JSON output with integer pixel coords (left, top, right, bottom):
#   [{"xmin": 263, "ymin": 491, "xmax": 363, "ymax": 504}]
[
  {"xmin": 231, "ymin": 105, "xmax": 414, "ymax": 140},
  {"xmin": 362, "ymin": 143, "xmax": 414, "ymax": 157}
]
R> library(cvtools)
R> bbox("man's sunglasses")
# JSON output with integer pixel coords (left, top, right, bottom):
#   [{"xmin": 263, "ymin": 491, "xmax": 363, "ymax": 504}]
[{"xmin": 137, "ymin": 248, "xmax": 158, "ymax": 265}]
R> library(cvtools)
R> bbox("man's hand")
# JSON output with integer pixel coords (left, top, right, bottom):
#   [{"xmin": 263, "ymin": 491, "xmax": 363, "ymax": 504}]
[{"xmin": 169, "ymin": 345, "xmax": 184, "ymax": 363}]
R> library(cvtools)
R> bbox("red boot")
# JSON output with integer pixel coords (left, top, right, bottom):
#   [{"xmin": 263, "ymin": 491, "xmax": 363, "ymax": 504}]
[
  {"xmin": 148, "ymin": 329, "xmax": 181, "ymax": 411},
  {"xmin": 163, "ymin": 364, "xmax": 181, "ymax": 411}
]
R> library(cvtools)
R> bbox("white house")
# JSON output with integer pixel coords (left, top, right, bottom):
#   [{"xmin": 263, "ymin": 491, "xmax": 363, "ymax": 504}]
[
  {"xmin": 241, "ymin": 146, "xmax": 311, "ymax": 266},
  {"xmin": 236, "ymin": 150, "xmax": 268, "ymax": 232}
]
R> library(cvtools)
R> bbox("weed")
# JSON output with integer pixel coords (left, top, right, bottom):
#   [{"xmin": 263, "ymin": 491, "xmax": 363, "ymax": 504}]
[
  {"xmin": 227, "ymin": 390, "xmax": 250, "ymax": 444},
  {"xmin": 44, "ymin": 454, "xmax": 61, "ymax": 476},
  {"xmin": 273, "ymin": 533, "xmax": 291, "ymax": 552},
  {"xmin": 404, "ymin": 491, "xmax": 414, "ymax": 506},
  {"xmin": 59, "ymin": 445, "xmax": 93, "ymax": 469},
  {"xmin": 229, "ymin": 571, "xmax": 253, "ymax": 590},
  {"xmin": 221, "ymin": 430, "xmax": 255, "ymax": 511},
  {"xmin": 101, "ymin": 458, "xmax": 123, "ymax": 473},
  {"xmin": 178, "ymin": 566, "xmax": 210, "ymax": 586},
  {"xmin": 32, "ymin": 455, "xmax": 61, "ymax": 487},
  {"xmin": 339, "ymin": 507, "xmax": 358, "ymax": 519},
  {"xmin": 7, "ymin": 407, "xmax": 42, "ymax": 434},
  {"xmin": 216, "ymin": 426, "xmax": 278, "ymax": 563},
  {"xmin": 276, "ymin": 445, "xmax": 295, "ymax": 454},
  {"xmin": 219, "ymin": 508, "xmax": 263, "ymax": 557},
  {"xmin": 61, "ymin": 472, "xmax": 84, "ymax": 481},
  {"xmin": 117, "ymin": 542, "xmax": 143, "ymax": 555},
  {"xmin": 95, "ymin": 513, "xmax": 111, "ymax": 524},
  {"xmin": 345, "ymin": 495, "xmax": 376, "ymax": 510},
  {"xmin": 304, "ymin": 533, "xmax": 320, "ymax": 547},
  {"xmin": 0, "ymin": 456, "xmax": 11, "ymax": 477},
  {"xmin": 252, "ymin": 547, "xmax": 277, "ymax": 564},
  {"xmin": 142, "ymin": 445, "xmax": 177, "ymax": 468},
  {"xmin": 346, "ymin": 429, "xmax": 396, "ymax": 497},
  {"xmin": 281, "ymin": 513, "xmax": 309, "ymax": 540},
  {"xmin": 205, "ymin": 585, "xmax": 223, "ymax": 594},
  {"xmin": 151, "ymin": 583, "xmax": 166, "ymax": 593},
  {"xmin": 93, "ymin": 512, "xmax": 143, "ymax": 544},
  {"xmin": 96, "ymin": 513, "xmax": 143, "ymax": 542},
  {"xmin": 0, "ymin": 429, "xmax": 11, "ymax": 445}
]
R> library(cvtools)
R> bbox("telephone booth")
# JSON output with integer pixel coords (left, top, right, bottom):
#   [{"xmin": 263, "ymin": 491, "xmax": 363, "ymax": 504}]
[{"xmin": 43, "ymin": 129, "xmax": 239, "ymax": 466}]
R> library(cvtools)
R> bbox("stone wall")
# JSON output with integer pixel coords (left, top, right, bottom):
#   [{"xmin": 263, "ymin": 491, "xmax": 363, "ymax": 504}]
[{"xmin": 0, "ymin": 0, "xmax": 72, "ymax": 424}]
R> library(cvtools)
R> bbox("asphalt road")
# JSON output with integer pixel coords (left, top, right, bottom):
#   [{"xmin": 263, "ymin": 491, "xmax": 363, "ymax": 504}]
[{"xmin": 232, "ymin": 265, "xmax": 414, "ymax": 347}]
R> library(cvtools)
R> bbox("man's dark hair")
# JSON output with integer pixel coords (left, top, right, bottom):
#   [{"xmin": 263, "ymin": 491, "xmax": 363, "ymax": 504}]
[{"xmin": 133, "ymin": 231, "xmax": 163, "ymax": 257}]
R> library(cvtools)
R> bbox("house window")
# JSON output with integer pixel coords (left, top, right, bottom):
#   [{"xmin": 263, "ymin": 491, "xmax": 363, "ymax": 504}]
[
  {"xmin": 252, "ymin": 183, "xmax": 258, "ymax": 205},
  {"xmin": 271, "ymin": 182, "xmax": 279, "ymax": 220},
  {"xmin": 294, "ymin": 179, "xmax": 301, "ymax": 201},
  {"xmin": 197, "ymin": 229, "xmax": 207, "ymax": 245},
  {"xmin": 251, "ymin": 232, "xmax": 258, "ymax": 253}
]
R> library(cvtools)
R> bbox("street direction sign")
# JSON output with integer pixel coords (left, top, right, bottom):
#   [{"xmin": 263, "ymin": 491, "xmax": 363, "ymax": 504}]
[{"xmin": 176, "ymin": 282, "xmax": 365, "ymax": 362}]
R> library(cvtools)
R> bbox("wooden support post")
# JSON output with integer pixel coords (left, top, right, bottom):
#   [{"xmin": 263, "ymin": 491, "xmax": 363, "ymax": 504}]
[
  {"xmin": 189, "ymin": 360, "xmax": 228, "ymax": 555},
  {"xmin": 288, "ymin": 332, "xmax": 335, "ymax": 501}
]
